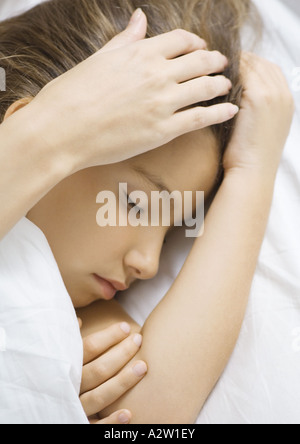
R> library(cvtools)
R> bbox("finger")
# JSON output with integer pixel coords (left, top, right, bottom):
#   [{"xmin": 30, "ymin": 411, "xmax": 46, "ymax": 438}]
[
  {"xmin": 170, "ymin": 50, "xmax": 228, "ymax": 83},
  {"xmin": 80, "ymin": 360, "xmax": 148, "ymax": 417},
  {"xmin": 173, "ymin": 76, "xmax": 232, "ymax": 112},
  {"xmin": 83, "ymin": 322, "xmax": 131, "ymax": 365},
  {"xmin": 99, "ymin": 9, "xmax": 147, "ymax": 53},
  {"xmin": 81, "ymin": 333, "xmax": 143, "ymax": 393},
  {"xmin": 93, "ymin": 409, "xmax": 132, "ymax": 425},
  {"xmin": 149, "ymin": 29, "xmax": 207, "ymax": 59},
  {"xmin": 77, "ymin": 318, "xmax": 83, "ymax": 329},
  {"xmin": 171, "ymin": 103, "xmax": 239, "ymax": 135}
]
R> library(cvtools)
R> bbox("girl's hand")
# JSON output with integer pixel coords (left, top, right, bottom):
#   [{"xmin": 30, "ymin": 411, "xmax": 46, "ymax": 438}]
[
  {"xmin": 27, "ymin": 9, "xmax": 237, "ymax": 172},
  {"xmin": 79, "ymin": 322, "xmax": 147, "ymax": 424},
  {"xmin": 223, "ymin": 52, "xmax": 295, "ymax": 176}
]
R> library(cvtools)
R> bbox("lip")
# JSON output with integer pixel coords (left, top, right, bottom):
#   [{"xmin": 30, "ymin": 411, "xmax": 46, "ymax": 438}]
[
  {"xmin": 93, "ymin": 274, "xmax": 129, "ymax": 299},
  {"xmin": 107, "ymin": 279, "xmax": 129, "ymax": 291},
  {"xmin": 93, "ymin": 274, "xmax": 117, "ymax": 300}
]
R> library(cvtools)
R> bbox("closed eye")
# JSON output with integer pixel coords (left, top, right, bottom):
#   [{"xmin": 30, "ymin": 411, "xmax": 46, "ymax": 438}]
[{"xmin": 127, "ymin": 194, "xmax": 142, "ymax": 214}]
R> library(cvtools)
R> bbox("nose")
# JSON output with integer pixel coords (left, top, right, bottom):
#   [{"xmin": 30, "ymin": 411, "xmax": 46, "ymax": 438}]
[{"xmin": 124, "ymin": 239, "xmax": 162, "ymax": 281}]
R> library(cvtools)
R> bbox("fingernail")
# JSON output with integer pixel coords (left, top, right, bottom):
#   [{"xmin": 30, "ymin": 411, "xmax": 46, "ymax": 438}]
[
  {"xmin": 118, "ymin": 410, "xmax": 131, "ymax": 424},
  {"xmin": 120, "ymin": 322, "xmax": 131, "ymax": 334},
  {"xmin": 229, "ymin": 105, "xmax": 239, "ymax": 117},
  {"xmin": 129, "ymin": 8, "xmax": 143, "ymax": 25},
  {"xmin": 133, "ymin": 334, "xmax": 143, "ymax": 347},
  {"xmin": 132, "ymin": 361, "xmax": 147, "ymax": 377}
]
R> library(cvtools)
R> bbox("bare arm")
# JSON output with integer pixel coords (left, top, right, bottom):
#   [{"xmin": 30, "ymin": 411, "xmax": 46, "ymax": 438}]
[
  {"xmin": 0, "ymin": 18, "xmax": 233, "ymax": 241},
  {"xmin": 0, "ymin": 109, "xmax": 72, "ymax": 240},
  {"xmin": 81, "ymin": 54, "xmax": 294, "ymax": 424},
  {"xmin": 97, "ymin": 169, "xmax": 275, "ymax": 424},
  {"xmin": 78, "ymin": 299, "xmax": 142, "ymax": 338}
]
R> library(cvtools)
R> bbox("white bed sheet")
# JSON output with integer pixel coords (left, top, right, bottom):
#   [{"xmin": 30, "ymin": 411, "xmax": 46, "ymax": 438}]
[
  {"xmin": 0, "ymin": 218, "xmax": 88, "ymax": 424},
  {"xmin": 0, "ymin": 0, "xmax": 299, "ymax": 424}
]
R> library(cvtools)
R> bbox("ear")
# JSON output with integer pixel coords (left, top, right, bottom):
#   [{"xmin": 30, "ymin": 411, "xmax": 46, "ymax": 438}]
[
  {"xmin": 4, "ymin": 97, "xmax": 33, "ymax": 120},
  {"xmin": 98, "ymin": 9, "xmax": 147, "ymax": 54}
]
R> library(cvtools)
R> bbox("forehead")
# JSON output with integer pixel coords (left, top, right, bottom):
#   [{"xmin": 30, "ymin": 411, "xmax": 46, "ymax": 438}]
[{"xmin": 130, "ymin": 128, "xmax": 220, "ymax": 195}]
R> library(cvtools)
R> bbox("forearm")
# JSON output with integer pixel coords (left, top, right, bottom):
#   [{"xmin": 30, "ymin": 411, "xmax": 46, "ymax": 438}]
[
  {"xmin": 101, "ymin": 168, "xmax": 276, "ymax": 424},
  {"xmin": 0, "ymin": 107, "xmax": 73, "ymax": 240}
]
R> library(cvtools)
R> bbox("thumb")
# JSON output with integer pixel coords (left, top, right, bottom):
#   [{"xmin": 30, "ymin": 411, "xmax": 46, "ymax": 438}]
[{"xmin": 99, "ymin": 9, "xmax": 147, "ymax": 53}]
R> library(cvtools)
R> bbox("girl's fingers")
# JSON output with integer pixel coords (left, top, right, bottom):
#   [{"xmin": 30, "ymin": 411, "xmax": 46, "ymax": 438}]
[
  {"xmin": 83, "ymin": 322, "xmax": 131, "ymax": 365},
  {"xmin": 170, "ymin": 50, "xmax": 228, "ymax": 83},
  {"xmin": 173, "ymin": 75, "xmax": 232, "ymax": 112},
  {"xmin": 149, "ymin": 29, "xmax": 207, "ymax": 59},
  {"xmin": 93, "ymin": 409, "xmax": 132, "ymax": 425},
  {"xmin": 81, "ymin": 333, "xmax": 143, "ymax": 393},
  {"xmin": 80, "ymin": 360, "xmax": 148, "ymax": 418},
  {"xmin": 171, "ymin": 103, "xmax": 239, "ymax": 135}
]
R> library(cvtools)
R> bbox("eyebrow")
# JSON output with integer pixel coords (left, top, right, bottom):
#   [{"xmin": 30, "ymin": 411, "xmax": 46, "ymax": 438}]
[{"xmin": 132, "ymin": 165, "xmax": 172, "ymax": 194}]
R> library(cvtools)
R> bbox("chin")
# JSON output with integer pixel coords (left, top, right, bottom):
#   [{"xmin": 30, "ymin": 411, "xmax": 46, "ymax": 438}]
[{"xmin": 65, "ymin": 283, "xmax": 97, "ymax": 309}]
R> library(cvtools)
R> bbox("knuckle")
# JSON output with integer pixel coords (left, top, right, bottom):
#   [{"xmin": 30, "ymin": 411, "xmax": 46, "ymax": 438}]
[
  {"xmin": 271, "ymin": 61, "xmax": 282, "ymax": 72},
  {"xmin": 172, "ymin": 28, "xmax": 190, "ymax": 40},
  {"xmin": 146, "ymin": 93, "xmax": 171, "ymax": 120},
  {"xmin": 91, "ymin": 361, "xmax": 108, "ymax": 381},
  {"xmin": 118, "ymin": 373, "xmax": 133, "ymax": 392},
  {"xmin": 153, "ymin": 119, "xmax": 170, "ymax": 143},
  {"xmin": 211, "ymin": 50, "xmax": 223, "ymax": 58},
  {"xmin": 146, "ymin": 97, "xmax": 163, "ymax": 116},
  {"xmin": 259, "ymin": 90, "xmax": 274, "ymax": 104},
  {"xmin": 129, "ymin": 41, "xmax": 142, "ymax": 56},
  {"xmin": 193, "ymin": 109, "xmax": 206, "ymax": 129},
  {"xmin": 83, "ymin": 336, "xmax": 99, "ymax": 356},
  {"xmin": 202, "ymin": 77, "xmax": 215, "ymax": 96},
  {"xmin": 122, "ymin": 340, "xmax": 137, "ymax": 359},
  {"xmin": 211, "ymin": 50, "xmax": 225, "ymax": 62},
  {"xmin": 198, "ymin": 49, "xmax": 210, "ymax": 63},
  {"xmin": 127, "ymin": 41, "xmax": 145, "ymax": 62},
  {"xmin": 172, "ymin": 28, "xmax": 200, "ymax": 50},
  {"xmin": 91, "ymin": 391, "xmax": 105, "ymax": 411},
  {"xmin": 201, "ymin": 50, "xmax": 226, "ymax": 67},
  {"xmin": 111, "ymin": 323, "xmax": 124, "ymax": 339}
]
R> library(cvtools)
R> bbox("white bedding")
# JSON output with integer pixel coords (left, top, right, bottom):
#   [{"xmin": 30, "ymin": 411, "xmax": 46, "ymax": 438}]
[
  {"xmin": 0, "ymin": 0, "xmax": 299, "ymax": 424},
  {"xmin": 0, "ymin": 218, "xmax": 88, "ymax": 424}
]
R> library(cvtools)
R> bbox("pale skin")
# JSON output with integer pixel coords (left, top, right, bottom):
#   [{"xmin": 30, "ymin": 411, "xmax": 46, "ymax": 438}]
[
  {"xmin": 77, "ymin": 55, "xmax": 294, "ymax": 424},
  {"xmin": 0, "ymin": 11, "xmax": 236, "ymax": 425},
  {"xmin": 0, "ymin": 10, "xmax": 236, "ymax": 242},
  {"xmin": 19, "ymin": 55, "xmax": 295, "ymax": 423},
  {"xmin": 0, "ymin": 11, "xmax": 294, "ymax": 425}
]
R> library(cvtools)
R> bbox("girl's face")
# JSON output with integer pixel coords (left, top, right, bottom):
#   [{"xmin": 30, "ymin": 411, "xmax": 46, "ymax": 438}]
[{"xmin": 27, "ymin": 128, "xmax": 220, "ymax": 307}]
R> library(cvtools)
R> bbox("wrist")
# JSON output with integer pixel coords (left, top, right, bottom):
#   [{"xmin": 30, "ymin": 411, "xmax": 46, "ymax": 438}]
[
  {"xmin": 223, "ymin": 164, "xmax": 278, "ymax": 199},
  {"xmin": 224, "ymin": 162, "xmax": 279, "ymax": 186},
  {"xmin": 17, "ymin": 101, "xmax": 77, "ymax": 180}
]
